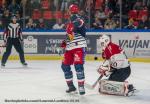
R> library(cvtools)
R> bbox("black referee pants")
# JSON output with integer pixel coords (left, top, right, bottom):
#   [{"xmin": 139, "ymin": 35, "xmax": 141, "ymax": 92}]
[{"xmin": 1, "ymin": 38, "xmax": 25, "ymax": 64}]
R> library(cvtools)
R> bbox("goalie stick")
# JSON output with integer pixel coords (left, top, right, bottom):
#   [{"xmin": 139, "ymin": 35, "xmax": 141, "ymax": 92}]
[
  {"xmin": 85, "ymin": 60, "xmax": 109, "ymax": 90},
  {"xmin": 85, "ymin": 75, "xmax": 103, "ymax": 90}
]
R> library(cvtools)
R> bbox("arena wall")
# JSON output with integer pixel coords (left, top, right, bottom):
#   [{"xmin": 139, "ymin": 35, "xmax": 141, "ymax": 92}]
[{"xmin": 0, "ymin": 30, "xmax": 150, "ymax": 63}]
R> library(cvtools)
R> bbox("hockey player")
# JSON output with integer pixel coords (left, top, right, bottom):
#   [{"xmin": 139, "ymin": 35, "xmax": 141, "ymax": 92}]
[
  {"xmin": 97, "ymin": 34, "xmax": 134, "ymax": 96},
  {"xmin": 61, "ymin": 4, "xmax": 87, "ymax": 95},
  {"xmin": 1, "ymin": 15, "xmax": 27, "ymax": 67}
]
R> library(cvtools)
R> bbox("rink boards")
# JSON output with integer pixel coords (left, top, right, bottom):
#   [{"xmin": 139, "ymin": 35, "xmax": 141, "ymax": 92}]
[{"xmin": 0, "ymin": 30, "xmax": 150, "ymax": 62}]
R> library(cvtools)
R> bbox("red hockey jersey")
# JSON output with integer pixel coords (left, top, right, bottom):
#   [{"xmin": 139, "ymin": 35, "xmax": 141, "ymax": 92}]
[{"xmin": 102, "ymin": 42, "xmax": 130, "ymax": 69}]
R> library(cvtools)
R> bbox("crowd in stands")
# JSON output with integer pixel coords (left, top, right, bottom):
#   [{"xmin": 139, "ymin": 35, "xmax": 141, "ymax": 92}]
[{"xmin": 0, "ymin": 0, "xmax": 150, "ymax": 30}]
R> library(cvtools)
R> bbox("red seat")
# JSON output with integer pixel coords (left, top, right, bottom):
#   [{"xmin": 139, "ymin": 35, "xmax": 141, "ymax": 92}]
[
  {"xmin": 138, "ymin": 10, "xmax": 148, "ymax": 20},
  {"xmin": 43, "ymin": 10, "xmax": 53, "ymax": 19},
  {"xmin": 41, "ymin": 0, "xmax": 49, "ymax": 9},
  {"xmin": 128, "ymin": 10, "xmax": 138, "ymax": 19},
  {"xmin": 54, "ymin": 11, "xmax": 63, "ymax": 19},
  {"xmin": 95, "ymin": 0, "xmax": 104, "ymax": 10},
  {"xmin": 0, "ymin": 0, "xmax": 2, "ymax": 7},
  {"xmin": 32, "ymin": 9, "xmax": 41, "ymax": 20}
]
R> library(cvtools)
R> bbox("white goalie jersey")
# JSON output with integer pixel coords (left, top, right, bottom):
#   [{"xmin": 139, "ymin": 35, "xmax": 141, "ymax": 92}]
[{"xmin": 110, "ymin": 52, "xmax": 130, "ymax": 69}]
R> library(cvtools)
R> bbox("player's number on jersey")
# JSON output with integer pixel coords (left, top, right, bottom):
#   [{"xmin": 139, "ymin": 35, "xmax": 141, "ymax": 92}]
[{"xmin": 111, "ymin": 62, "xmax": 117, "ymax": 68}]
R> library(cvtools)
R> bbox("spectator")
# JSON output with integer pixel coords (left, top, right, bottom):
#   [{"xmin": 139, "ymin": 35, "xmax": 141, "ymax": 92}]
[
  {"xmin": 36, "ymin": 18, "xmax": 45, "ymax": 29},
  {"xmin": 0, "ymin": 3, "xmax": 7, "ymax": 16},
  {"xmin": 143, "ymin": 0, "xmax": 150, "ymax": 6},
  {"xmin": 104, "ymin": 6, "xmax": 113, "ymax": 17},
  {"xmin": 25, "ymin": 0, "xmax": 33, "ymax": 17},
  {"xmin": 15, "ymin": 11, "xmax": 23, "ymax": 27},
  {"xmin": 78, "ymin": 0, "xmax": 86, "ymax": 9},
  {"xmin": 124, "ymin": 19, "xmax": 136, "ymax": 29},
  {"xmin": 49, "ymin": 0, "xmax": 56, "ymax": 11},
  {"xmin": 79, "ymin": 10, "xmax": 89, "ymax": 28},
  {"xmin": 133, "ymin": 0, "xmax": 143, "ymax": 10},
  {"xmin": 61, "ymin": 0, "xmax": 69, "ymax": 12},
  {"xmin": 92, "ymin": 18, "xmax": 103, "ymax": 29},
  {"xmin": 115, "ymin": 20, "xmax": 120, "ymax": 29},
  {"xmin": 106, "ymin": 0, "xmax": 117, "ymax": 12},
  {"xmin": 2, "ymin": 9, "xmax": 10, "ymax": 28},
  {"xmin": 138, "ymin": 15, "xmax": 149, "ymax": 29},
  {"xmin": 104, "ymin": 16, "xmax": 116, "ymax": 29},
  {"xmin": 8, "ymin": 0, "xmax": 21, "ymax": 15},
  {"xmin": 85, "ymin": 0, "xmax": 94, "ymax": 12},
  {"xmin": 26, "ymin": 18, "xmax": 36, "ymax": 29},
  {"xmin": 52, "ymin": 19, "xmax": 65, "ymax": 29},
  {"xmin": 31, "ymin": 0, "xmax": 40, "ymax": 9},
  {"xmin": 98, "ymin": 7, "xmax": 107, "ymax": 19},
  {"xmin": 94, "ymin": 10, "xmax": 101, "ymax": 19}
]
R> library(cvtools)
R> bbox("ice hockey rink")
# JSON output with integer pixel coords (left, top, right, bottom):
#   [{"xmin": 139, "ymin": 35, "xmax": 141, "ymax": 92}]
[{"xmin": 0, "ymin": 60, "xmax": 150, "ymax": 104}]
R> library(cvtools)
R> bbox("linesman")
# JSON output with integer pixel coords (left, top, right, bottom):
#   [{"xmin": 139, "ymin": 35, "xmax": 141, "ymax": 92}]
[{"xmin": 1, "ymin": 15, "xmax": 27, "ymax": 67}]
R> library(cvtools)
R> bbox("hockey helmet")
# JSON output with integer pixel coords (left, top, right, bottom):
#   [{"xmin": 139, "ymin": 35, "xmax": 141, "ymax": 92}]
[
  {"xmin": 99, "ymin": 34, "xmax": 110, "ymax": 48},
  {"xmin": 69, "ymin": 4, "xmax": 79, "ymax": 14}
]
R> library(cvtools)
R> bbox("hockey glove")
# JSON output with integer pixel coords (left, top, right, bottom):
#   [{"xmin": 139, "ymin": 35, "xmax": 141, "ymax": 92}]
[
  {"xmin": 66, "ymin": 23, "xmax": 74, "ymax": 41},
  {"xmin": 68, "ymin": 33, "xmax": 74, "ymax": 41}
]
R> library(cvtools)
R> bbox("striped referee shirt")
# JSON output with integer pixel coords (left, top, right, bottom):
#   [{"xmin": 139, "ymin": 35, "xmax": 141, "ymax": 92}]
[{"xmin": 3, "ymin": 23, "xmax": 23, "ymax": 41}]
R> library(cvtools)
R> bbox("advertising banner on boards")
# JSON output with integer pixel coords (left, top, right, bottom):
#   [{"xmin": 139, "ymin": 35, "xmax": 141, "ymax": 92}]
[{"xmin": 1, "ymin": 31, "xmax": 150, "ymax": 58}]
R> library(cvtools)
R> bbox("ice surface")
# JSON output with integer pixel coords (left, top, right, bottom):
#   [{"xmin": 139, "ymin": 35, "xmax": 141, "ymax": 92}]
[{"xmin": 0, "ymin": 60, "xmax": 150, "ymax": 104}]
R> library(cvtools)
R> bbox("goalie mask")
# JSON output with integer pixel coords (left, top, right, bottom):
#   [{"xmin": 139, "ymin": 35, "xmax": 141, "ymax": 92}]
[{"xmin": 99, "ymin": 34, "xmax": 110, "ymax": 49}]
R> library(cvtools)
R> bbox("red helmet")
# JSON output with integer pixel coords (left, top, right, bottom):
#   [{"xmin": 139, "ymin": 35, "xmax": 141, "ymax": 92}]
[{"xmin": 69, "ymin": 4, "xmax": 79, "ymax": 14}]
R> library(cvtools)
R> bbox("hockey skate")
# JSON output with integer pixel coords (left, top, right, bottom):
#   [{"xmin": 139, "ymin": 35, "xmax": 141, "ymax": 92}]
[
  {"xmin": 66, "ymin": 86, "xmax": 77, "ymax": 94},
  {"xmin": 78, "ymin": 86, "xmax": 85, "ymax": 95},
  {"xmin": 1, "ymin": 63, "xmax": 5, "ymax": 68},
  {"xmin": 125, "ymin": 84, "xmax": 136, "ymax": 96},
  {"xmin": 22, "ymin": 62, "xmax": 28, "ymax": 67}
]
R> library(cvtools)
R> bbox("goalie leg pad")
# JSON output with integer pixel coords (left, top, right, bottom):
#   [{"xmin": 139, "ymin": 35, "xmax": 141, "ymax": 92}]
[{"xmin": 99, "ymin": 80, "xmax": 127, "ymax": 96}]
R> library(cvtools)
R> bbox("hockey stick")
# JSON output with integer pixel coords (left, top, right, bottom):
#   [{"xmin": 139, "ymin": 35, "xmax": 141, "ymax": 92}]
[{"xmin": 85, "ymin": 75, "xmax": 103, "ymax": 90}]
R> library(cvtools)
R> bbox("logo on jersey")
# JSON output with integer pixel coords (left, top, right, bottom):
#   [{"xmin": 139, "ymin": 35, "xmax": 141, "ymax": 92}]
[{"xmin": 74, "ymin": 54, "xmax": 80, "ymax": 62}]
